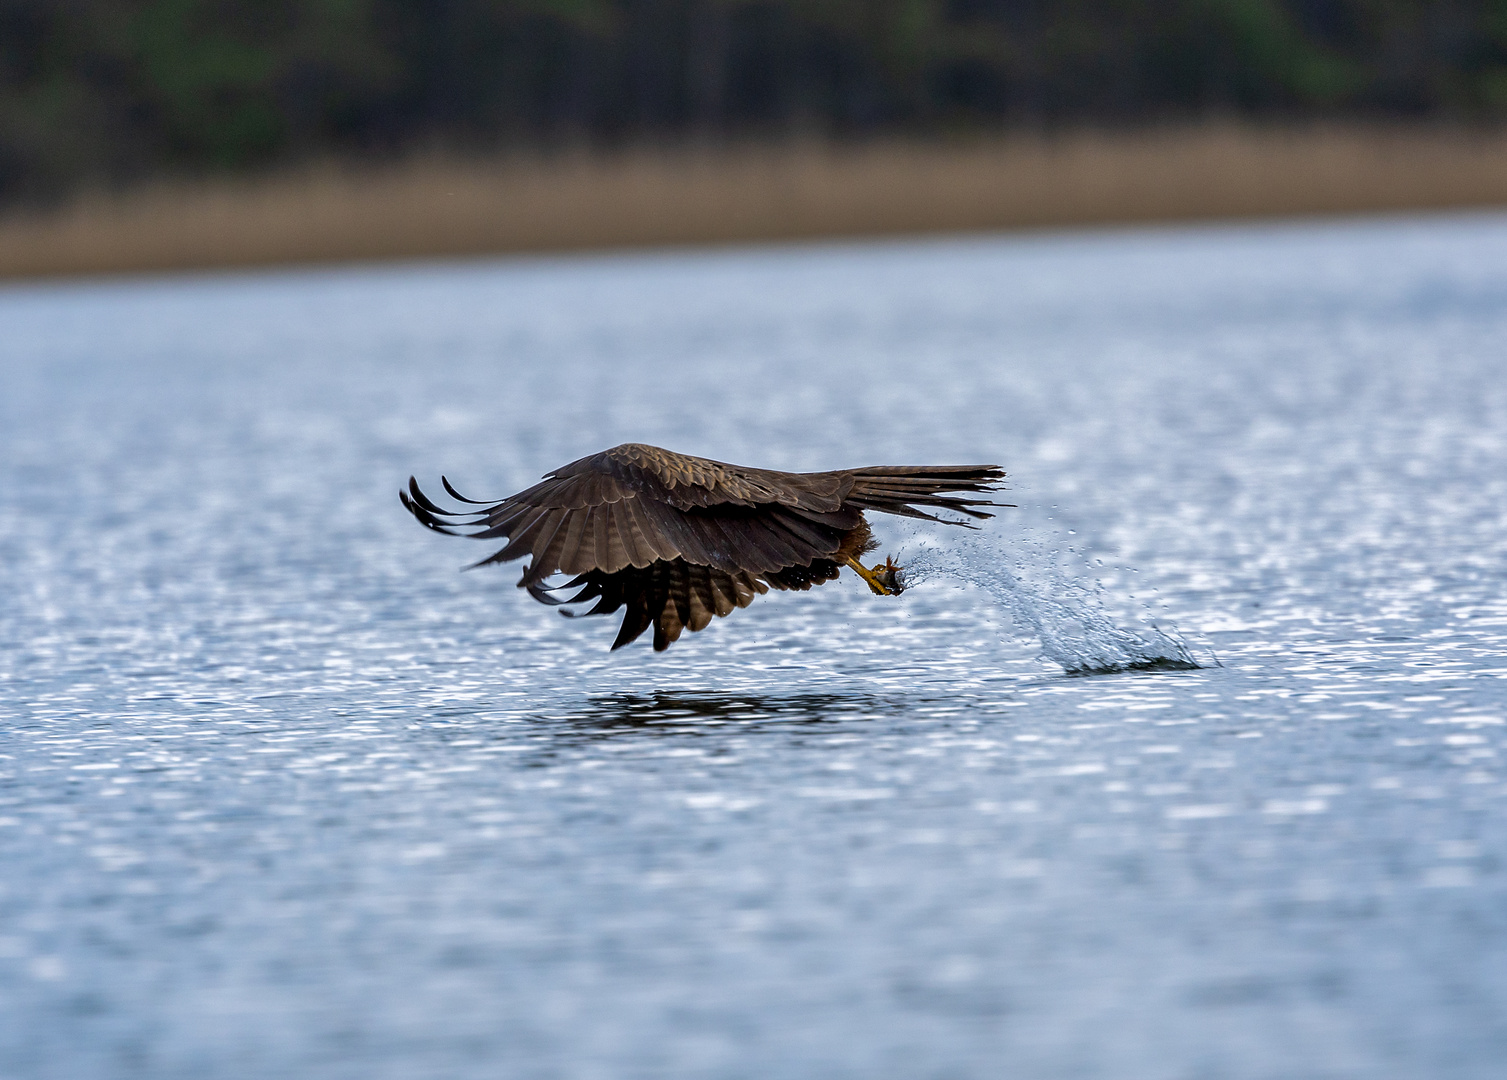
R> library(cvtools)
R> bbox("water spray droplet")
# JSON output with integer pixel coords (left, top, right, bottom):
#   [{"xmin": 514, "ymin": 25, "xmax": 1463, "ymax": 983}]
[{"xmin": 905, "ymin": 537, "xmax": 1200, "ymax": 676}]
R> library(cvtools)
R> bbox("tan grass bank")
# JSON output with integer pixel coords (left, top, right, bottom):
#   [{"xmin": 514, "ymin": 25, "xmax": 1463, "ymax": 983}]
[{"xmin": 5, "ymin": 125, "xmax": 1507, "ymax": 279}]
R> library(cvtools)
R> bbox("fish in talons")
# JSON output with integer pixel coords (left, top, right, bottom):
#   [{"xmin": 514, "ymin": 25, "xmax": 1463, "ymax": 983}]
[{"xmin": 846, "ymin": 555, "xmax": 907, "ymax": 596}]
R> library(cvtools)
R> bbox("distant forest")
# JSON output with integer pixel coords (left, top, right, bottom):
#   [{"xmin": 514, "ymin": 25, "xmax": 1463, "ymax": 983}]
[{"xmin": 6, "ymin": 1, "xmax": 1507, "ymax": 204}]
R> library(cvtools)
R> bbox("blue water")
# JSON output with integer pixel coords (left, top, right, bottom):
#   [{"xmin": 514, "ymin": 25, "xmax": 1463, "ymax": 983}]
[{"xmin": 2, "ymin": 215, "xmax": 1506, "ymax": 1078}]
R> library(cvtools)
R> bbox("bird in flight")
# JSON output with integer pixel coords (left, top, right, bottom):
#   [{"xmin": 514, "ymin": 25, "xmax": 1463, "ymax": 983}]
[{"xmin": 402, "ymin": 443, "xmax": 1005, "ymax": 652}]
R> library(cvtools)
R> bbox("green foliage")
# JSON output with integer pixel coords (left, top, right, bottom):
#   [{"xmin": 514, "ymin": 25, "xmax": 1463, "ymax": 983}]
[
  {"xmin": 5, "ymin": 0, "xmax": 1507, "ymax": 202},
  {"xmin": 1203, "ymin": 0, "xmax": 1361, "ymax": 102},
  {"xmin": 121, "ymin": 0, "xmax": 396, "ymax": 164},
  {"xmin": 127, "ymin": 0, "xmax": 283, "ymax": 163}
]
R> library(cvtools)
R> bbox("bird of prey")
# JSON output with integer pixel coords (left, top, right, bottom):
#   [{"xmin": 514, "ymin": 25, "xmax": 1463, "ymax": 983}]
[{"xmin": 402, "ymin": 443, "xmax": 1005, "ymax": 652}]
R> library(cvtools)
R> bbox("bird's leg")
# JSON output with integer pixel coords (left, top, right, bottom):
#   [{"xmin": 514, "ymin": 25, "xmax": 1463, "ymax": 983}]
[{"xmin": 846, "ymin": 557, "xmax": 893, "ymax": 596}]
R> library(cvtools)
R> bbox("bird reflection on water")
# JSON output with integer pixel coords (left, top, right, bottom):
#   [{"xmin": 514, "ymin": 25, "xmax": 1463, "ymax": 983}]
[{"xmin": 569, "ymin": 691, "xmax": 903, "ymax": 736}]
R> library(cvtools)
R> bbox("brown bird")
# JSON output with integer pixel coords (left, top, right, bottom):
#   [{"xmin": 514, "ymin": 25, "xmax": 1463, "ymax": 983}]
[{"xmin": 402, "ymin": 443, "xmax": 1006, "ymax": 652}]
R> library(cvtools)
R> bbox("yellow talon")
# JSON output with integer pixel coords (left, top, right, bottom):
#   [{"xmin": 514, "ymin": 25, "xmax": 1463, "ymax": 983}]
[
  {"xmin": 846, "ymin": 557, "xmax": 889, "ymax": 595},
  {"xmin": 846, "ymin": 556, "xmax": 905, "ymax": 596}
]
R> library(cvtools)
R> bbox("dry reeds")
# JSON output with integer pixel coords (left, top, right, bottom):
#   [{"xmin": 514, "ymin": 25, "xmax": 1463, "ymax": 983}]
[{"xmin": 5, "ymin": 125, "xmax": 1507, "ymax": 279}]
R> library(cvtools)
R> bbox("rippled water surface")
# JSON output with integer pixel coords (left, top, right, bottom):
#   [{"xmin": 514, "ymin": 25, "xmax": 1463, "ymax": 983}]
[{"xmin": 3, "ymin": 216, "xmax": 1507, "ymax": 1078}]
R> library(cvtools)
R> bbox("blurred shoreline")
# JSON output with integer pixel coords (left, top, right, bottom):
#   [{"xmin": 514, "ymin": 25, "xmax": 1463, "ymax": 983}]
[{"xmin": 5, "ymin": 124, "xmax": 1507, "ymax": 280}]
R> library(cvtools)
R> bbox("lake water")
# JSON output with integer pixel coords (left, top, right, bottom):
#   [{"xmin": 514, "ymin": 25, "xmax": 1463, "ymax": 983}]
[{"xmin": 2, "ymin": 214, "xmax": 1506, "ymax": 1079}]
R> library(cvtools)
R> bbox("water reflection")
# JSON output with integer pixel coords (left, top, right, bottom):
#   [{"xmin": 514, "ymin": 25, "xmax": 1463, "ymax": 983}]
[{"xmin": 572, "ymin": 691, "xmax": 902, "ymax": 734}]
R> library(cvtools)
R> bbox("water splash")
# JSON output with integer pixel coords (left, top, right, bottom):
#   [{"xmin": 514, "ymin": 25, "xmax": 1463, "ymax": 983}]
[{"xmin": 902, "ymin": 535, "xmax": 1201, "ymax": 676}]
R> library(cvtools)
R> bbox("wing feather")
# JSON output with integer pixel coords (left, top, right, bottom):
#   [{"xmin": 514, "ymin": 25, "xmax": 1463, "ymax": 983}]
[
  {"xmin": 525, "ymin": 508, "xmax": 571, "ymax": 582},
  {"xmin": 467, "ymin": 506, "xmax": 552, "ymax": 566},
  {"xmin": 706, "ymin": 568, "xmax": 736, "ymax": 617},
  {"xmin": 601, "ymin": 503, "xmax": 631, "ymax": 572},
  {"xmin": 642, "ymin": 499, "xmax": 713, "ymax": 567},
  {"xmin": 612, "ymin": 588, "xmax": 654, "ymax": 650},
  {"xmin": 767, "ymin": 507, "xmax": 849, "ymax": 550},
  {"xmin": 668, "ymin": 562, "xmax": 692, "ymax": 632},
  {"xmin": 686, "ymin": 564, "xmax": 714, "ymax": 632},
  {"xmin": 654, "ymin": 570, "xmax": 685, "ymax": 651},
  {"xmin": 685, "ymin": 512, "xmax": 752, "ymax": 571},
  {"xmin": 588, "ymin": 503, "xmax": 611, "ymax": 569},
  {"xmin": 467, "ymin": 502, "xmax": 537, "ymax": 541},
  {"xmin": 555, "ymin": 504, "xmax": 594, "ymax": 576},
  {"xmin": 620, "ymin": 496, "xmax": 675, "ymax": 562},
  {"xmin": 613, "ymin": 497, "xmax": 654, "ymax": 567}
]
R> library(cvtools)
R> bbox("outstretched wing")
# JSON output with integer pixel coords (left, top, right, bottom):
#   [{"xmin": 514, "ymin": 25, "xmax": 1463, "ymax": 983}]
[{"xmin": 400, "ymin": 444, "xmax": 872, "ymax": 590}]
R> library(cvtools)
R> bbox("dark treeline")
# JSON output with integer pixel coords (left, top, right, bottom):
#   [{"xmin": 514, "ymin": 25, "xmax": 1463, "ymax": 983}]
[{"xmin": 6, "ymin": 0, "xmax": 1507, "ymax": 204}]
